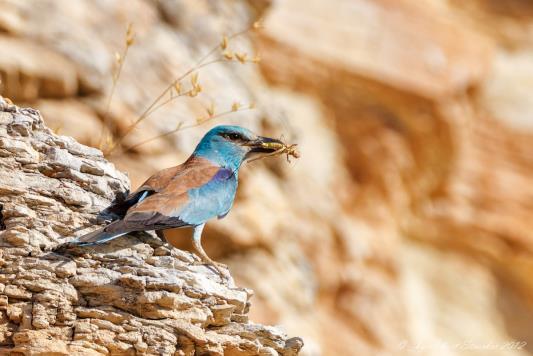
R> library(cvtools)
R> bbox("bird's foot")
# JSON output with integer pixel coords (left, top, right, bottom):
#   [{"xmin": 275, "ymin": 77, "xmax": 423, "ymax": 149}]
[
  {"xmin": 192, "ymin": 260, "xmax": 231, "ymax": 284},
  {"xmin": 192, "ymin": 260, "xmax": 227, "ymax": 272}
]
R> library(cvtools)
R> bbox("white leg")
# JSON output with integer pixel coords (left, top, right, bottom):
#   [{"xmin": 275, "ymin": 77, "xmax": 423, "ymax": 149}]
[{"xmin": 192, "ymin": 223, "xmax": 227, "ymax": 276}]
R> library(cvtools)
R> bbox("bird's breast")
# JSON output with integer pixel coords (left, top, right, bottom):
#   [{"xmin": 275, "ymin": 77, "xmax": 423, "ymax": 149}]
[{"xmin": 177, "ymin": 168, "xmax": 237, "ymax": 225}]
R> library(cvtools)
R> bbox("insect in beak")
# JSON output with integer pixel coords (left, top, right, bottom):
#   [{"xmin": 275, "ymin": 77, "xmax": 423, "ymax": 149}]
[{"xmin": 245, "ymin": 136, "xmax": 300, "ymax": 163}]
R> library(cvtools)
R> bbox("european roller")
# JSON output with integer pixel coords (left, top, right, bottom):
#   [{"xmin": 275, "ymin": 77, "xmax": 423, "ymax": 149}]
[{"xmin": 64, "ymin": 125, "xmax": 285, "ymax": 276}]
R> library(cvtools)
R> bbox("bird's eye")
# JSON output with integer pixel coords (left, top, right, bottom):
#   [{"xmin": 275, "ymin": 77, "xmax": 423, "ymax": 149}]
[{"xmin": 222, "ymin": 132, "xmax": 243, "ymax": 141}]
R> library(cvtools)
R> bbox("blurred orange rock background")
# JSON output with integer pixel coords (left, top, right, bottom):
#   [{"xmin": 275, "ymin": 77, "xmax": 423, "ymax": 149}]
[{"xmin": 2, "ymin": 0, "xmax": 533, "ymax": 355}]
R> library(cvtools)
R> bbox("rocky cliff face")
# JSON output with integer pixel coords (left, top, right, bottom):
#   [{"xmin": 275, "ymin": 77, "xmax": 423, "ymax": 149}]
[
  {"xmin": 0, "ymin": 97, "xmax": 302, "ymax": 355},
  {"xmin": 259, "ymin": 0, "xmax": 533, "ymax": 354},
  {"xmin": 2, "ymin": 0, "xmax": 533, "ymax": 355}
]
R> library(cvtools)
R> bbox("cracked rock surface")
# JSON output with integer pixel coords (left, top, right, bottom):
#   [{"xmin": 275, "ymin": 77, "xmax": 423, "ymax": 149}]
[{"xmin": 0, "ymin": 97, "xmax": 302, "ymax": 355}]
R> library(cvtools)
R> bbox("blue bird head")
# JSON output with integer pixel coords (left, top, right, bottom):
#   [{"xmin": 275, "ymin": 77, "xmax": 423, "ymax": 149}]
[{"xmin": 193, "ymin": 125, "xmax": 283, "ymax": 170}]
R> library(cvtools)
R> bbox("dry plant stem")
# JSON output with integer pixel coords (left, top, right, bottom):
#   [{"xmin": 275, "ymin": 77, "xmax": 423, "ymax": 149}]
[
  {"xmin": 108, "ymin": 28, "xmax": 253, "ymax": 154},
  {"xmin": 122, "ymin": 107, "xmax": 253, "ymax": 153},
  {"xmin": 99, "ymin": 25, "xmax": 134, "ymax": 149},
  {"xmin": 143, "ymin": 59, "xmax": 225, "ymax": 118}
]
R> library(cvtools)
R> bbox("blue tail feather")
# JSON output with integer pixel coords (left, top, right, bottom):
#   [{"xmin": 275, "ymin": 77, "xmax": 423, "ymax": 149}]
[
  {"xmin": 65, "ymin": 225, "xmax": 128, "ymax": 247},
  {"xmin": 72, "ymin": 231, "xmax": 128, "ymax": 246}
]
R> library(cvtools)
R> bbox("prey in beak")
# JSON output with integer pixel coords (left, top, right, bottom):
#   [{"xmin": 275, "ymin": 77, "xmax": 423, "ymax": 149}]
[
  {"xmin": 244, "ymin": 136, "xmax": 300, "ymax": 163},
  {"xmin": 246, "ymin": 136, "xmax": 285, "ymax": 153}
]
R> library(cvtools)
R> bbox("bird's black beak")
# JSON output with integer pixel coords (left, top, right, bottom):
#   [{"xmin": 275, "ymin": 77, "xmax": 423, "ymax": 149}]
[{"xmin": 245, "ymin": 136, "xmax": 284, "ymax": 153}]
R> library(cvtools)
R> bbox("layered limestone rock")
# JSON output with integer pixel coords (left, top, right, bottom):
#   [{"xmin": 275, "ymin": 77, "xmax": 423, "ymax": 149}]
[{"xmin": 0, "ymin": 97, "xmax": 302, "ymax": 355}]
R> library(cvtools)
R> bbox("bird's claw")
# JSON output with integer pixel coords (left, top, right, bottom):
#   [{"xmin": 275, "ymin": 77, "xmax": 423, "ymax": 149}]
[
  {"xmin": 192, "ymin": 260, "xmax": 227, "ymax": 272},
  {"xmin": 192, "ymin": 260, "xmax": 231, "ymax": 283}
]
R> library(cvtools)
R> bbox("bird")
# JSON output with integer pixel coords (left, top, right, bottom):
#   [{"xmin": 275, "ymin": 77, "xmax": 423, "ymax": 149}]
[{"xmin": 60, "ymin": 125, "xmax": 285, "ymax": 277}]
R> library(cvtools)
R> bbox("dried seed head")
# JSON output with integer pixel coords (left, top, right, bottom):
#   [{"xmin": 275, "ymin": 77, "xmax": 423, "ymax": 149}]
[
  {"xmin": 231, "ymin": 102, "xmax": 241, "ymax": 112},
  {"xmin": 235, "ymin": 52, "xmax": 247, "ymax": 63},
  {"xmin": 223, "ymin": 51, "xmax": 234, "ymax": 60},
  {"xmin": 188, "ymin": 84, "xmax": 201, "ymax": 98},
  {"xmin": 252, "ymin": 55, "xmax": 261, "ymax": 63},
  {"xmin": 126, "ymin": 23, "xmax": 135, "ymax": 46},
  {"xmin": 191, "ymin": 72, "xmax": 199, "ymax": 86},
  {"xmin": 174, "ymin": 81, "xmax": 182, "ymax": 95},
  {"xmin": 221, "ymin": 36, "xmax": 228, "ymax": 50},
  {"xmin": 207, "ymin": 102, "xmax": 215, "ymax": 117},
  {"xmin": 115, "ymin": 52, "xmax": 122, "ymax": 64}
]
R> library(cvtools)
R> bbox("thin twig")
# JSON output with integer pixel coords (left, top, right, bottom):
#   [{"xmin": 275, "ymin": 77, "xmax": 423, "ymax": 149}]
[
  {"xmin": 142, "ymin": 59, "xmax": 225, "ymax": 119},
  {"xmin": 99, "ymin": 23, "xmax": 134, "ymax": 149},
  {"xmin": 122, "ymin": 107, "xmax": 253, "ymax": 153}
]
